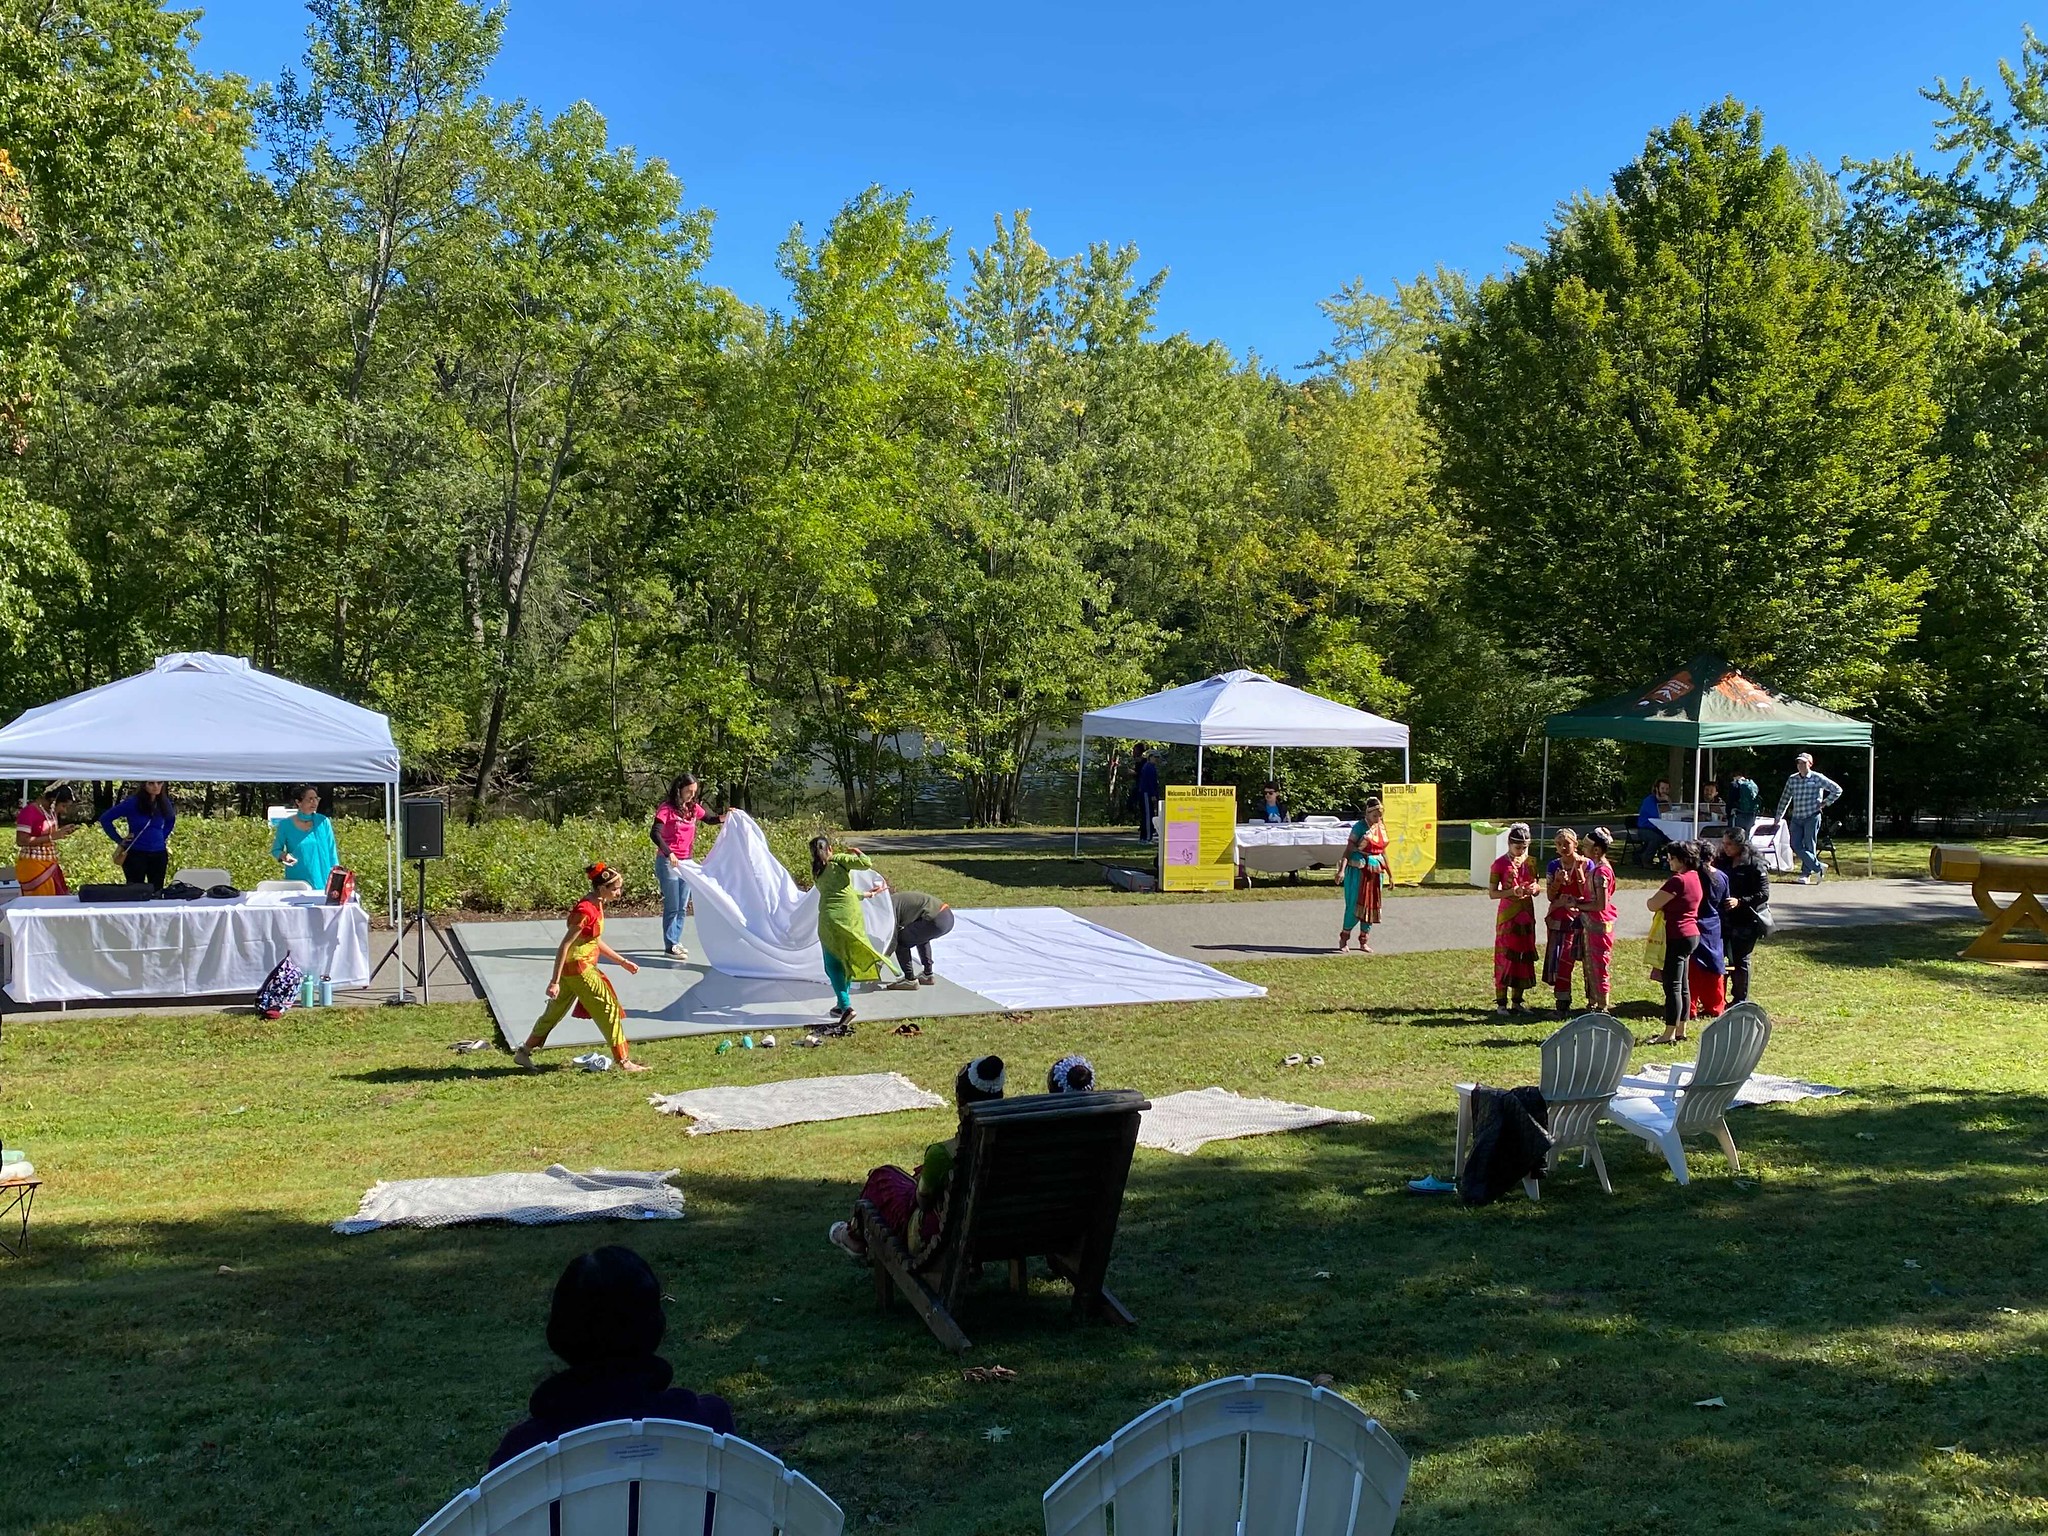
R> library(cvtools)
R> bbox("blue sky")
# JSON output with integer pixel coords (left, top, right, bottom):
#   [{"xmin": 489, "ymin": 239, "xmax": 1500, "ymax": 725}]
[{"xmin": 185, "ymin": 1, "xmax": 2034, "ymax": 373}]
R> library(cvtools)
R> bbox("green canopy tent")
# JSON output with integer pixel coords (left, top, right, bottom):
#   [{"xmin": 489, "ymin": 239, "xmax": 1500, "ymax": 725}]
[{"xmin": 1541, "ymin": 654, "xmax": 1875, "ymax": 871}]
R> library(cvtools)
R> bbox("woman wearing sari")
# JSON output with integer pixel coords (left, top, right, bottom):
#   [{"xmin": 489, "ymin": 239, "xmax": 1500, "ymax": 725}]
[
  {"xmin": 15, "ymin": 783, "xmax": 82, "ymax": 897},
  {"xmin": 1581, "ymin": 827, "xmax": 1621, "ymax": 1013},
  {"xmin": 1336, "ymin": 797, "xmax": 1388, "ymax": 953},
  {"xmin": 1543, "ymin": 827, "xmax": 1592, "ymax": 1015},
  {"xmin": 1489, "ymin": 822, "xmax": 1540, "ymax": 1013}
]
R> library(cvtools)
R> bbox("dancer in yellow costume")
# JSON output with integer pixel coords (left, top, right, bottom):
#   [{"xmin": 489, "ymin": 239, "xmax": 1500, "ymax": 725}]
[{"xmin": 515, "ymin": 863, "xmax": 646, "ymax": 1072}]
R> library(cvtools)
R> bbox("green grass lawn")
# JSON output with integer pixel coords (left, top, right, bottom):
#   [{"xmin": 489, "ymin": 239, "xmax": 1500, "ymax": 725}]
[{"xmin": 3, "ymin": 924, "xmax": 2045, "ymax": 1534}]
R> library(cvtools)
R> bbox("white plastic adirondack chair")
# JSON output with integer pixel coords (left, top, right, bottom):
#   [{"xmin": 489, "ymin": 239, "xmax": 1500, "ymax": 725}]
[
  {"xmin": 1042, "ymin": 1374, "xmax": 1408, "ymax": 1536},
  {"xmin": 1453, "ymin": 1012, "xmax": 1633, "ymax": 1199},
  {"xmin": 1602, "ymin": 1001, "xmax": 1772, "ymax": 1185},
  {"xmin": 412, "ymin": 1418, "xmax": 843, "ymax": 1536}
]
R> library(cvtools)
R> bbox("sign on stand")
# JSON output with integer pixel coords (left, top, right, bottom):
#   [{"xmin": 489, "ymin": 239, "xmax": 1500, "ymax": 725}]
[
  {"xmin": 1381, "ymin": 783, "xmax": 1439, "ymax": 885},
  {"xmin": 1159, "ymin": 785, "xmax": 1237, "ymax": 892}
]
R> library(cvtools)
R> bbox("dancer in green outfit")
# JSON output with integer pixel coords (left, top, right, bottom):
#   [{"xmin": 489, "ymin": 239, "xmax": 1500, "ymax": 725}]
[{"xmin": 810, "ymin": 837, "xmax": 894, "ymax": 1027}]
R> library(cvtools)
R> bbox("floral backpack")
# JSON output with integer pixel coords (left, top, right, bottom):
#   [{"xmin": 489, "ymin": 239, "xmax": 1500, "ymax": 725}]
[{"xmin": 256, "ymin": 953, "xmax": 305, "ymax": 1019}]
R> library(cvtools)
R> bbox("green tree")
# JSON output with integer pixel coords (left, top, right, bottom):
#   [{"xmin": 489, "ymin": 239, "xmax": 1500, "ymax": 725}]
[
  {"xmin": 1854, "ymin": 29, "xmax": 2048, "ymax": 817},
  {"xmin": 1431, "ymin": 101, "xmax": 1941, "ymax": 709}
]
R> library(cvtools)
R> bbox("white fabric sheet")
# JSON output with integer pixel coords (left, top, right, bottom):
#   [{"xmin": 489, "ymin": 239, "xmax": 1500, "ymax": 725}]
[
  {"xmin": 1235, "ymin": 823, "xmax": 1351, "ymax": 848},
  {"xmin": 334, "ymin": 1166, "xmax": 683, "ymax": 1233},
  {"xmin": 1138, "ymin": 1086, "xmax": 1370, "ymax": 1155},
  {"xmin": 1616, "ymin": 1065, "xmax": 1846, "ymax": 1107},
  {"xmin": 940, "ymin": 909, "xmax": 1266, "ymax": 1010},
  {"xmin": 2, "ymin": 893, "xmax": 370, "ymax": 1003},
  {"xmin": 0, "ymin": 651, "xmax": 398, "ymax": 783},
  {"xmin": 1083, "ymin": 669, "xmax": 1408, "ymax": 749},
  {"xmin": 648, "ymin": 1071, "xmax": 943, "ymax": 1135},
  {"xmin": 1648, "ymin": 815, "xmax": 1794, "ymax": 872},
  {"xmin": 672, "ymin": 810, "xmax": 896, "ymax": 982}
]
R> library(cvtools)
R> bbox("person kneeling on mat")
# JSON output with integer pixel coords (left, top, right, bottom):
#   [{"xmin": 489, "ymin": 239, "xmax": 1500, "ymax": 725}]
[
  {"xmin": 515, "ymin": 862, "xmax": 645, "ymax": 1072},
  {"xmin": 828, "ymin": 1056, "xmax": 1005, "ymax": 1261},
  {"xmin": 884, "ymin": 889, "xmax": 953, "ymax": 991}
]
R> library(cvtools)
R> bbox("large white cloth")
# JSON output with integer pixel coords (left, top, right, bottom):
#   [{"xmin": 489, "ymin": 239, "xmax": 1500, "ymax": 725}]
[
  {"xmin": 1, "ymin": 893, "xmax": 370, "ymax": 1003},
  {"xmin": 334, "ymin": 1166, "xmax": 683, "ymax": 1234},
  {"xmin": 672, "ymin": 810, "xmax": 894, "ymax": 981},
  {"xmin": 0, "ymin": 652, "xmax": 398, "ymax": 783},
  {"xmin": 1138, "ymin": 1086, "xmax": 1370, "ymax": 1155},
  {"xmin": 937, "ymin": 909, "xmax": 1265, "ymax": 1009},
  {"xmin": 648, "ymin": 1072, "xmax": 942, "ymax": 1135}
]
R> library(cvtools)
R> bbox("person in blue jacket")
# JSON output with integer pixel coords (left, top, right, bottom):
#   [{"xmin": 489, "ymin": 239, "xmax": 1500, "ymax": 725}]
[{"xmin": 99, "ymin": 780, "xmax": 177, "ymax": 889}]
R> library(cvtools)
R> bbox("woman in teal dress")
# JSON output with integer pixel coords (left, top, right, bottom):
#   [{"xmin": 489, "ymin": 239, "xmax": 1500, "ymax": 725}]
[
  {"xmin": 270, "ymin": 785, "xmax": 340, "ymax": 893},
  {"xmin": 1337, "ymin": 798, "xmax": 1387, "ymax": 953}
]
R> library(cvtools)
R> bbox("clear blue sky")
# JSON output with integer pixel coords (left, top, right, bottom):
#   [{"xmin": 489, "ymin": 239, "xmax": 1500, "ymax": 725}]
[{"xmin": 185, "ymin": 1, "xmax": 2034, "ymax": 373}]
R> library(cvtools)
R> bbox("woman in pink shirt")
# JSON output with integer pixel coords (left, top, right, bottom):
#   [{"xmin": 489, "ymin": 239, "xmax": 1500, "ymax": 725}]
[
  {"xmin": 1646, "ymin": 840, "xmax": 1704, "ymax": 1043},
  {"xmin": 650, "ymin": 774, "xmax": 723, "ymax": 959}
]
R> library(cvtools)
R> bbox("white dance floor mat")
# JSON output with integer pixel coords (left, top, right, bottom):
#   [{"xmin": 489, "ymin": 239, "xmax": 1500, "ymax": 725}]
[
  {"xmin": 1137, "ymin": 1087, "xmax": 1370, "ymax": 1156},
  {"xmin": 648, "ymin": 1072, "xmax": 943, "ymax": 1135},
  {"xmin": 334, "ymin": 1166, "xmax": 683, "ymax": 1233},
  {"xmin": 938, "ymin": 909, "xmax": 1266, "ymax": 1010},
  {"xmin": 458, "ymin": 909, "xmax": 1261, "ymax": 1050}
]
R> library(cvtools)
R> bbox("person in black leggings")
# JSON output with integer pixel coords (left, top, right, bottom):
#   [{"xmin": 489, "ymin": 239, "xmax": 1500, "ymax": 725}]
[
  {"xmin": 1716, "ymin": 828, "xmax": 1771, "ymax": 1003},
  {"xmin": 1646, "ymin": 841, "xmax": 1702, "ymax": 1044}
]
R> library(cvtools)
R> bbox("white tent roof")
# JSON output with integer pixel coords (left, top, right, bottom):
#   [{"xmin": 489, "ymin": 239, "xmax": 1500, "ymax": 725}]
[
  {"xmin": 0, "ymin": 652, "xmax": 400, "ymax": 784},
  {"xmin": 1081, "ymin": 669, "xmax": 1410, "ymax": 749}
]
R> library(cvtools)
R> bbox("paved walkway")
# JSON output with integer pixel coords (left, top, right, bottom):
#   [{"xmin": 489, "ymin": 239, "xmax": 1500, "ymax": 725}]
[{"xmin": 1086, "ymin": 878, "xmax": 1982, "ymax": 963}]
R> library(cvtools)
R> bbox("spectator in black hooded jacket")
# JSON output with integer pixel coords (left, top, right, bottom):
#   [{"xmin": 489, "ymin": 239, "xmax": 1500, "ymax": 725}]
[{"xmin": 490, "ymin": 1246, "xmax": 734, "ymax": 1469}]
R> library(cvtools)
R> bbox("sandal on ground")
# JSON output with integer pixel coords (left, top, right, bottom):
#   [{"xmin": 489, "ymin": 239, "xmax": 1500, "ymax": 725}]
[
  {"xmin": 1406, "ymin": 1174, "xmax": 1457, "ymax": 1194},
  {"xmin": 1281, "ymin": 1053, "xmax": 1306, "ymax": 1067},
  {"xmin": 892, "ymin": 1023, "xmax": 921, "ymax": 1036}
]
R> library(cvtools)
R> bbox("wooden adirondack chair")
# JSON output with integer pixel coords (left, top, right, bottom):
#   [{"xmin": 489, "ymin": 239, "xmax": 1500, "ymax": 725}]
[
  {"xmin": 855, "ymin": 1088, "xmax": 1149, "ymax": 1352},
  {"xmin": 1602, "ymin": 1001, "xmax": 1772, "ymax": 1185},
  {"xmin": 1454, "ymin": 1012, "xmax": 1633, "ymax": 1198},
  {"xmin": 1042, "ymin": 1374, "xmax": 1409, "ymax": 1536},
  {"xmin": 412, "ymin": 1418, "xmax": 843, "ymax": 1536}
]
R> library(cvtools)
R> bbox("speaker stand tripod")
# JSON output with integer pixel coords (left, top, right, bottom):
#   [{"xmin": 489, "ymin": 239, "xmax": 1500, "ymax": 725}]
[{"xmin": 380, "ymin": 857, "xmax": 458, "ymax": 1004}]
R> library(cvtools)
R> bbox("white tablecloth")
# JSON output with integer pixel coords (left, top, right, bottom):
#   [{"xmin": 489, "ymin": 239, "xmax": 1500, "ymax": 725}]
[
  {"xmin": 1646, "ymin": 816, "xmax": 1793, "ymax": 872},
  {"xmin": 1236, "ymin": 820, "xmax": 1351, "ymax": 873},
  {"xmin": 1, "ymin": 894, "xmax": 371, "ymax": 1004}
]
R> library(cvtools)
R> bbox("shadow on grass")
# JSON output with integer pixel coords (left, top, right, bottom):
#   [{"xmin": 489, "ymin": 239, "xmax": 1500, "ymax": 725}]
[
  {"xmin": 5, "ymin": 1091, "xmax": 2046, "ymax": 1535},
  {"xmin": 346, "ymin": 1063, "xmax": 523, "ymax": 1083}
]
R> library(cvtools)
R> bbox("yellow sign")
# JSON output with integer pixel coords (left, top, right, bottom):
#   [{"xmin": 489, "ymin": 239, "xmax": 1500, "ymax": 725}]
[
  {"xmin": 1159, "ymin": 785, "xmax": 1237, "ymax": 892},
  {"xmin": 1380, "ymin": 783, "xmax": 1438, "ymax": 885}
]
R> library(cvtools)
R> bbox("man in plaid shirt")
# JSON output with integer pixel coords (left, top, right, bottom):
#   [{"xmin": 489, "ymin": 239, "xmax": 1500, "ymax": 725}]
[{"xmin": 1777, "ymin": 753, "xmax": 1843, "ymax": 884}]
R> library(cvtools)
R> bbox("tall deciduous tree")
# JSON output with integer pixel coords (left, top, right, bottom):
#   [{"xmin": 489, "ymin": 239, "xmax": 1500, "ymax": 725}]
[{"xmin": 1431, "ymin": 101, "xmax": 1941, "ymax": 707}]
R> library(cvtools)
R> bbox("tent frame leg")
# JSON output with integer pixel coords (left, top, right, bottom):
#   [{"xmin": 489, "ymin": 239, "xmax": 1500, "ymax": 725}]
[
  {"xmin": 1867, "ymin": 744, "xmax": 1876, "ymax": 875},
  {"xmin": 1072, "ymin": 736, "xmax": 1086, "ymax": 857},
  {"xmin": 1196, "ymin": 746, "xmax": 1204, "ymax": 785},
  {"xmin": 1692, "ymin": 746, "xmax": 1702, "ymax": 839},
  {"xmin": 1539, "ymin": 738, "xmax": 1550, "ymax": 843}
]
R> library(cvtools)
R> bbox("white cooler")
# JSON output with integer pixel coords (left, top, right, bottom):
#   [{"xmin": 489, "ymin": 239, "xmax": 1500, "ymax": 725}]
[{"xmin": 1469, "ymin": 823, "xmax": 1511, "ymax": 886}]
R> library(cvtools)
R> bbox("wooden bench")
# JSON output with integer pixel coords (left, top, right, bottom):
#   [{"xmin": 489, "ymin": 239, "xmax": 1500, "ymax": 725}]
[{"xmin": 855, "ymin": 1088, "xmax": 1150, "ymax": 1352}]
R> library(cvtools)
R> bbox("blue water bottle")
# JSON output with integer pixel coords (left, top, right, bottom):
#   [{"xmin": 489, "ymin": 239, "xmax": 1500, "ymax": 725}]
[{"xmin": 318, "ymin": 976, "xmax": 334, "ymax": 1006}]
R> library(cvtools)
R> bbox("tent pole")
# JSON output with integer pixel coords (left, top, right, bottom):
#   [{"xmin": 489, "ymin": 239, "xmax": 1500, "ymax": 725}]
[
  {"xmin": 1072, "ymin": 734, "xmax": 1085, "ymax": 857},
  {"xmin": 1692, "ymin": 746, "xmax": 1702, "ymax": 838},
  {"xmin": 1867, "ymin": 744, "xmax": 1876, "ymax": 876},
  {"xmin": 390, "ymin": 780, "xmax": 408, "ymax": 1004},
  {"xmin": 1268, "ymin": 745, "xmax": 1275, "ymax": 781},
  {"xmin": 1404, "ymin": 744, "xmax": 1411, "ymax": 784},
  {"xmin": 1539, "ymin": 738, "xmax": 1550, "ymax": 842},
  {"xmin": 1196, "ymin": 745, "xmax": 1204, "ymax": 785}
]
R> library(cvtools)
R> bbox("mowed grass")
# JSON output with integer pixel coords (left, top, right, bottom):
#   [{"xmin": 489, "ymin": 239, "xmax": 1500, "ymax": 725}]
[{"xmin": 1, "ymin": 925, "xmax": 2045, "ymax": 1534}]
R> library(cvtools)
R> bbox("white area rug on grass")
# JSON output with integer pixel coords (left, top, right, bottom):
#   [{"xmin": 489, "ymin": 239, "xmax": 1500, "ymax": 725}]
[
  {"xmin": 1615, "ymin": 1066, "xmax": 1847, "ymax": 1107},
  {"xmin": 334, "ymin": 1166, "xmax": 683, "ymax": 1234},
  {"xmin": 1138, "ymin": 1086, "xmax": 1371, "ymax": 1156},
  {"xmin": 649, "ymin": 1071, "xmax": 943, "ymax": 1135},
  {"xmin": 939, "ymin": 909, "xmax": 1267, "ymax": 1010}
]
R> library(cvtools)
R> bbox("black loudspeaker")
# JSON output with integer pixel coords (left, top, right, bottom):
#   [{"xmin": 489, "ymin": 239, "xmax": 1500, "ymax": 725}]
[{"xmin": 401, "ymin": 797, "xmax": 446, "ymax": 861}]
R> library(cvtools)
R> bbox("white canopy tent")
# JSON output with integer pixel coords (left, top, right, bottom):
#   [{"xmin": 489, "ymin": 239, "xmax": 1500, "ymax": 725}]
[
  {"xmin": 0, "ymin": 651, "xmax": 404, "ymax": 934},
  {"xmin": 1074, "ymin": 669, "xmax": 1412, "ymax": 851}
]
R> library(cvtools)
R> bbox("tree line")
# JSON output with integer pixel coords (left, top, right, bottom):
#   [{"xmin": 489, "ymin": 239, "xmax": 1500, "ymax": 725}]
[{"xmin": 5, "ymin": 1, "xmax": 2047, "ymax": 828}]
